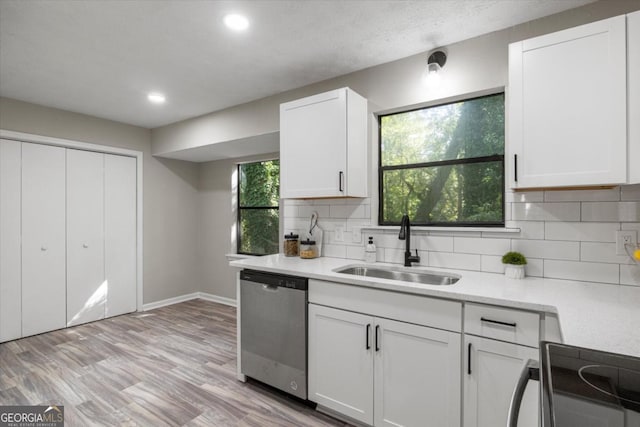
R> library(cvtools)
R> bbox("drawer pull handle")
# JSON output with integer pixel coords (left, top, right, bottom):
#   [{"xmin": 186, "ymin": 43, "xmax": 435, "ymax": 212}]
[
  {"xmin": 481, "ymin": 317, "xmax": 517, "ymax": 328},
  {"xmin": 366, "ymin": 324, "xmax": 371, "ymax": 350}
]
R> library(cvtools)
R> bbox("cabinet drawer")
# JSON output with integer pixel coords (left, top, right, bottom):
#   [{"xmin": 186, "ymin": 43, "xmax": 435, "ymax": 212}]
[
  {"xmin": 464, "ymin": 303, "xmax": 539, "ymax": 347},
  {"xmin": 309, "ymin": 279, "xmax": 462, "ymax": 332}
]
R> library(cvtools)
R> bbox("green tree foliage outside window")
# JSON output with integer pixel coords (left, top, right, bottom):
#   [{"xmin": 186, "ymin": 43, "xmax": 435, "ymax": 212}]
[
  {"xmin": 238, "ymin": 160, "xmax": 280, "ymax": 255},
  {"xmin": 379, "ymin": 93, "xmax": 505, "ymax": 226}
]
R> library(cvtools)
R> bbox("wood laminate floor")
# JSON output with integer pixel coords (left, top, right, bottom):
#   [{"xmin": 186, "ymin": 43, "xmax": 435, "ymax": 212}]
[{"xmin": 0, "ymin": 299, "xmax": 351, "ymax": 427}]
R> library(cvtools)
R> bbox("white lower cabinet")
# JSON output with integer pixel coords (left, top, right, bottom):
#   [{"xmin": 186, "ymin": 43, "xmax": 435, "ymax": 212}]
[
  {"xmin": 308, "ymin": 303, "xmax": 461, "ymax": 427},
  {"xmin": 463, "ymin": 335, "xmax": 539, "ymax": 427}
]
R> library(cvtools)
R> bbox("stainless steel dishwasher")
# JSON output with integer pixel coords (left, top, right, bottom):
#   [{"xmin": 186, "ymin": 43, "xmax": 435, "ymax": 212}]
[{"xmin": 240, "ymin": 269, "xmax": 308, "ymax": 399}]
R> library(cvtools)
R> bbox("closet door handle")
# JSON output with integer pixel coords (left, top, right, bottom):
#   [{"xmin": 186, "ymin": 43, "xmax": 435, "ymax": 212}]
[
  {"xmin": 366, "ymin": 324, "xmax": 371, "ymax": 350},
  {"xmin": 339, "ymin": 171, "xmax": 344, "ymax": 192},
  {"xmin": 514, "ymin": 154, "xmax": 518, "ymax": 182},
  {"xmin": 467, "ymin": 342, "xmax": 472, "ymax": 375},
  {"xmin": 375, "ymin": 325, "xmax": 380, "ymax": 352}
]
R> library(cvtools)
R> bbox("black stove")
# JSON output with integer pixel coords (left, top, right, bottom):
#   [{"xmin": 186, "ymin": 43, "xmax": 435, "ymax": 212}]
[{"xmin": 541, "ymin": 341, "xmax": 640, "ymax": 427}]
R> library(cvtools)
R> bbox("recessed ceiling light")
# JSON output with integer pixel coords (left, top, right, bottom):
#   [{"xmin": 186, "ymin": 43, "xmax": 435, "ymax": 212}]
[
  {"xmin": 147, "ymin": 93, "xmax": 166, "ymax": 104},
  {"xmin": 224, "ymin": 13, "xmax": 249, "ymax": 31}
]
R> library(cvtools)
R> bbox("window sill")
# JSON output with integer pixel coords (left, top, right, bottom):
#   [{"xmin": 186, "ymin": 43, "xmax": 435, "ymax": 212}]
[{"xmin": 361, "ymin": 226, "xmax": 521, "ymax": 234}]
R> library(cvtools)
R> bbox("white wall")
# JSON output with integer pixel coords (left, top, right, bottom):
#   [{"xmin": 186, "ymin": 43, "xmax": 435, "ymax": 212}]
[{"xmin": 0, "ymin": 97, "xmax": 201, "ymax": 304}]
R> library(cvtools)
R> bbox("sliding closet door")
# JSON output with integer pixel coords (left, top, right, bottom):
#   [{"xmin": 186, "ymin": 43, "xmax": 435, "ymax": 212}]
[
  {"xmin": 22, "ymin": 143, "xmax": 66, "ymax": 336},
  {"xmin": 66, "ymin": 149, "xmax": 105, "ymax": 326},
  {"xmin": 105, "ymin": 154, "xmax": 137, "ymax": 317},
  {"xmin": 0, "ymin": 139, "xmax": 22, "ymax": 342}
]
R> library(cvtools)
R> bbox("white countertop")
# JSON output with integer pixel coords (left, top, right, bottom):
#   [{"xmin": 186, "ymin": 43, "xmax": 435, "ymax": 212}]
[{"xmin": 230, "ymin": 254, "xmax": 640, "ymax": 358}]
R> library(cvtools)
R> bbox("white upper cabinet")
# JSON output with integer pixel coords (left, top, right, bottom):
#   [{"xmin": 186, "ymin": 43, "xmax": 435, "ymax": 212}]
[
  {"xmin": 280, "ymin": 87, "xmax": 368, "ymax": 198},
  {"xmin": 629, "ymin": 11, "xmax": 640, "ymax": 183},
  {"xmin": 508, "ymin": 15, "xmax": 628, "ymax": 189}
]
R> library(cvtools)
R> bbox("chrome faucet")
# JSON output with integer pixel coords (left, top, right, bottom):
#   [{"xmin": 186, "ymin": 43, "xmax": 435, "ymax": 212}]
[{"xmin": 398, "ymin": 214, "xmax": 420, "ymax": 267}]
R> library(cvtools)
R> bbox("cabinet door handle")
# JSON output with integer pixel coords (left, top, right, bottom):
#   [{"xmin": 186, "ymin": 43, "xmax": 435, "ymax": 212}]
[
  {"xmin": 339, "ymin": 171, "xmax": 344, "ymax": 192},
  {"xmin": 375, "ymin": 325, "xmax": 380, "ymax": 352},
  {"xmin": 481, "ymin": 317, "xmax": 517, "ymax": 328},
  {"xmin": 467, "ymin": 342, "xmax": 472, "ymax": 375},
  {"xmin": 366, "ymin": 324, "xmax": 371, "ymax": 350},
  {"xmin": 514, "ymin": 154, "xmax": 518, "ymax": 182}
]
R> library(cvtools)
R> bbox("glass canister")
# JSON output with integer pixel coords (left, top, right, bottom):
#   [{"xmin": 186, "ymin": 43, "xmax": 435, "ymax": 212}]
[
  {"xmin": 284, "ymin": 232, "xmax": 299, "ymax": 257},
  {"xmin": 299, "ymin": 239, "xmax": 318, "ymax": 259}
]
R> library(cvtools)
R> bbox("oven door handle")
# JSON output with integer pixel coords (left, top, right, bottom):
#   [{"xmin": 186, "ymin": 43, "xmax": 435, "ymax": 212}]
[{"xmin": 507, "ymin": 359, "xmax": 539, "ymax": 427}]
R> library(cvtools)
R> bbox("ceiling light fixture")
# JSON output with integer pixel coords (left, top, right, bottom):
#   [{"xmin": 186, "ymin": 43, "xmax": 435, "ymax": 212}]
[
  {"xmin": 147, "ymin": 93, "xmax": 166, "ymax": 104},
  {"xmin": 427, "ymin": 50, "xmax": 447, "ymax": 76},
  {"xmin": 224, "ymin": 13, "xmax": 249, "ymax": 31}
]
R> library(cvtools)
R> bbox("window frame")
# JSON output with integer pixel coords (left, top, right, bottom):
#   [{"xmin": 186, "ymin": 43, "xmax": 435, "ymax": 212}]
[
  {"xmin": 377, "ymin": 92, "xmax": 505, "ymax": 227},
  {"xmin": 236, "ymin": 159, "xmax": 280, "ymax": 256}
]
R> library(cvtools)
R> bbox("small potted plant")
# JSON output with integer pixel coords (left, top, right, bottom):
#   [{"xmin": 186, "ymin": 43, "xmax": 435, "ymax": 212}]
[{"xmin": 502, "ymin": 251, "xmax": 527, "ymax": 279}]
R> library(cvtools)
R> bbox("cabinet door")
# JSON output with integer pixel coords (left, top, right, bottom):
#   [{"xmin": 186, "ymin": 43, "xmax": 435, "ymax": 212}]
[
  {"xmin": 280, "ymin": 89, "xmax": 347, "ymax": 198},
  {"xmin": 308, "ymin": 304, "xmax": 374, "ymax": 425},
  {"xmin": 629, "ymin": 11, "xmax": 640, "ymax": 183},
  {"xmin": 66, "ymin": 149, "xmax": 105, "ymax": 326},
  {"xmin": 21, "ymin": 143, "xmax": 66, "ymax": 336},
  {"xmin": 105, "ymin": 154, "xmax": 137, "ymax": 317},
  {"xmin": 464, "ymin": 335, "xmax": 539, "ymax": 427},
  {"xmin": 509, "ymin": 15, "xmax": 626, "ymax": 188},
  {"xmin": 374, "ymin": 318, "xmax": 461, "ymax": 427},
  {"xmin": 0, "ymin": 139, "xmax": 22, "ymax": 342}
]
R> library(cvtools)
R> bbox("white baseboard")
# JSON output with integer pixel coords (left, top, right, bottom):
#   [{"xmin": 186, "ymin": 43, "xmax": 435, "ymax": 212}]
[
  {"xmin": 198, "ymin": 292, "xmax": 237, "ymax": 307},
  {"xmin": 143, "ymin": 292, "xmax": 237, "ymax": 311}
]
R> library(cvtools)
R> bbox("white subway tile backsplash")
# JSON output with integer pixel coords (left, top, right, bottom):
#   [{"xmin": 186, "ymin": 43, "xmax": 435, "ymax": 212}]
[
  {"xmin": 420, "ymin": 235, "xmax": 454, "ymax": 252},
  {"xmin": 580, "ymin": 242, "xmax": 631, "ymax": 264},
  {"xmin": 544, "ymin": 260, "xmax": 619, "ymax": 284},
  {"xmin": 581, "ymin": 202, "xmax": 640, "ymax": 222},
  {"xmin": 503, "ymin": 221, "xmax": 545, "ymax": 240},
  {"xmin": 621, "ymin": 185, "xmax": 640, "ymax": 201},
  {"xmin": 346, "ymin": 245, "xmax": 365, "ymax": 261},
  {"xmin": 512, "ymin": 202, "xmax": 580, "ymax": 222},
  {"xmin": 545, "ymin": 222, "xmax": 619, "ymax": 242},
  {"xmin": 322, "ymin": 244, "xmax": 347, "ymax": 258},
  {"xmin": 506, "ymin": 191, "xmax": 544, "ymax": 203},
  {"xmin": 512, "ymin": 239, "xmax": 579, "ymax": 261},
  {"xmin": 429, "ymin": 252, "xmax": 481, "ymax": 271},
  {"xmin": 525, "ymin": 258, "xmax": 544, "ymax": 277},
  {"xmin": 283, "ymin": 205, "xmax": 298, "ymax": 218},
  {"xmin": 481, "ymin": 255, "xmax": 505, "ymax": 273},
  {"xmin": 620, "ymin": 264, "xmax": 640, "ymax": 287},
  {"xmin": 330, "ymin": 204, "xmax": 366, "ymax": 219},
  {"xmin": 384, "ymin": 248, "xmax": 405, "ymax": 265},
  {"xmin": 299, "ymin": 204, "xmax": 330, "ymax": 219},
  {"xmin": 283, "ymin": 190, "xmax": 640, "ymax": 285},
  {"xmin": 454, "ymin": 237, "xmax": 510, "ymax": 255},
  {"xmin": 544, "ymin": 188, "xmax": 620, "ymax": 202}
]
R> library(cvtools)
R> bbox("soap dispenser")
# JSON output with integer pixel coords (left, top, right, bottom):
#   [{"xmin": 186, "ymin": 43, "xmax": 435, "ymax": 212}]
[{"xmin": 365, "ymin": 236, "xmax": 377, "ymax": 263}]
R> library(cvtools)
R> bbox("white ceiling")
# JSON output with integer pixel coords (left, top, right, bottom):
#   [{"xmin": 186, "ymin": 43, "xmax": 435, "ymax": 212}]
[{"xmin": 0, "ymin": 0, "xmax": 595, "ymax": 129}]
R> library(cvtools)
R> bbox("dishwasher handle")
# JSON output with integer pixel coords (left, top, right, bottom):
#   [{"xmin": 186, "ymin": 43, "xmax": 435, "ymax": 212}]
[{"xmin": 507, "ymin": 359, "xmax": 539, "ymax": 427}]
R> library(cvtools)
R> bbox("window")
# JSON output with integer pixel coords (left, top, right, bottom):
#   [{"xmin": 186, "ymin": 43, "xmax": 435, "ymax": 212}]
[
  {"xmin": 379, "ymin": 93, "xmax": 505, "ymax": 226},
  {"xmin": 237, "ymin": 160, "xmax": 280, "ymax": 255}
]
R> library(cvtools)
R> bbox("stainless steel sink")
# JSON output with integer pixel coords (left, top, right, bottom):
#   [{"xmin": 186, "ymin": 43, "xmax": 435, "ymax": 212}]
[{"xmin": 335, "ymin": 265, "xmax": 460, "ymax": 286}]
